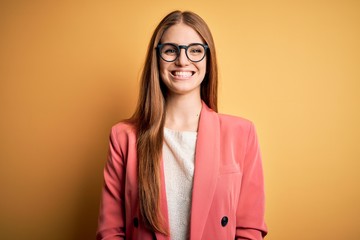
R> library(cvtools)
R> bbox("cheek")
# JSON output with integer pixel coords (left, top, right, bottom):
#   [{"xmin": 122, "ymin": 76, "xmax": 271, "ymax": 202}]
[
  {"xmin": 199, "ymin": 61, "xmax": 207, "ymax": 76},
  {"xmin": 159, "ymin": 60, "xmax": 165, "ymax": 71},
  {"xmin": 200, "ymin": 58, "xmax": 207, "ymax": 73},
  {"xmin": 159, "ymin": 61, "xmax": 170, "ymax": 79}
]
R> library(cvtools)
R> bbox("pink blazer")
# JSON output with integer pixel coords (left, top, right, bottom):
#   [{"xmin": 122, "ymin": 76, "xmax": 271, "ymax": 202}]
[{"xmin": 97, "ymin": 102, "xmax": 267, "ymax": 240}]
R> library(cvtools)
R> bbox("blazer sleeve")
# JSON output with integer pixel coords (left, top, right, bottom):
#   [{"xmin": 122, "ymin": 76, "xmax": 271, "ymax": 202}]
[
  {"xmin": 235, "ymin": 123, "xmax": 268, "ymax": 239},
  {"xmin": 96, "ymin": 126, "xmax": 126, "ymax": 239}
]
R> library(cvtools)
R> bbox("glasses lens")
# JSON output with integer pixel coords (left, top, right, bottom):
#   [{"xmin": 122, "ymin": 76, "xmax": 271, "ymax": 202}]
[
  {"xmin": 187, "ymin": 44, "xmax": 206, "ymax": 62},
  {"xmin": 159, "ymin": 44, "xmax": 178, "ymax": 62}
]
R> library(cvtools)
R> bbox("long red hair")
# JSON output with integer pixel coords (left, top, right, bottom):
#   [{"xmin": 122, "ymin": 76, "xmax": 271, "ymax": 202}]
[{"xmin": 129, "ymin": 10, "xmax": 218, "ymax": 234}]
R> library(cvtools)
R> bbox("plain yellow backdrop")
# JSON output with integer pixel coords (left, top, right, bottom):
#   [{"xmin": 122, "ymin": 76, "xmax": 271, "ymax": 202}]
[{"xmin": 1, "ymin": 1, "xmax": 359, "ymax": 239}]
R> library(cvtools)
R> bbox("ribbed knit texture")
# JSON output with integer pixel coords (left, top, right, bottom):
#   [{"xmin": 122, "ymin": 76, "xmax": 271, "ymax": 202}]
[{"xmin": 163, "ymin": 128, "xmax": 197, "ymax": 240}]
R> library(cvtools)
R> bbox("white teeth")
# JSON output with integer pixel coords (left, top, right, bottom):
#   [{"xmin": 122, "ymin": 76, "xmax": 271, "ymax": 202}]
[{"xmin": 173, "ymin": 71, "xmax": 192, "ymax": 77}]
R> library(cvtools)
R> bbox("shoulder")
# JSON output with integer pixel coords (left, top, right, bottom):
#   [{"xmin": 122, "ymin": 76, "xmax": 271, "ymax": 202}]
[
  {"xmin": 201, "ymin": 103, "xmax": 255, "ymax": 137},
  {"xmin": 218, "ymin": 113, "xmax": 253, "ymax": 128},
  {"xmin": 202, "ymin": 102, "xmax": 253, "ymax": 131},
  {"xmin": 110, "ymin": 121, "xmax": 137, "ymax": 143},
  {"xmin": 215, "ymin": 113, "xmax": 260, "ymax": 155},
  {"xmin": 214, "ymin": 112, "xmax": 259, "ymax": 145},
  {"xmin": 217, "ymin": 112, "xmax": 254, "ymax": 133},
  {"xmin": 111, "ymin": 121, "xmax": 136, "ymax": 133}
]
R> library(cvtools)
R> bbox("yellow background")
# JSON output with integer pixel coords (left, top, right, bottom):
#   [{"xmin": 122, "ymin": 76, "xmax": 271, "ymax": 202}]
[{"xmin": 1, "ymin": 1, "xmax": 359, "ymax": 239}]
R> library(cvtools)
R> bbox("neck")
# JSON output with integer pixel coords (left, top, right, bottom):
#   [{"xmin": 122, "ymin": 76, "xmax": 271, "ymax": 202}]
[{"xmin": 165, "ymin": 93, "xmax": 202, "ymax": 132}]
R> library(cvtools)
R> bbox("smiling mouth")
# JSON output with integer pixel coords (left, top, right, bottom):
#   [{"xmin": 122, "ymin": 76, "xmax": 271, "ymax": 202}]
[{"xmin": 171, "ymin": 71, "xmax": 195, "ymax": 78}]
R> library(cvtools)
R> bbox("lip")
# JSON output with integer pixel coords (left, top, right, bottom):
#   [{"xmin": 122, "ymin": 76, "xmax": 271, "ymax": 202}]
[{"xmin": 170, "ymin": 70, "xmax": 195, "ymax": 79}]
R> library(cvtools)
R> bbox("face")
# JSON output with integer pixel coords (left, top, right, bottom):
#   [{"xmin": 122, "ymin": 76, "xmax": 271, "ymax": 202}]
[{"xmin": 158, "ymin": 23, "xmax": 207, "ymax": 97}]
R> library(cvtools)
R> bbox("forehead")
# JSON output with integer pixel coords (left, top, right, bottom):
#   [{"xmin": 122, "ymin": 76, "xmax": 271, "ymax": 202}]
[{"xmin": 161, "ymin": 23, "xmax": 204, "ymax": 44}]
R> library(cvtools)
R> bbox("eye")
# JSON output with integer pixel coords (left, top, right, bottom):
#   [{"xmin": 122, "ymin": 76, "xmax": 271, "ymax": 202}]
[
  {"xmin": 161, "ymin": 45, "xmax": 178, "ymax": 55},
  {"xmin": 164, "ymin": 49, "xmax": 176, "ymax": 54},
  {"xmin": 188, "ymin": 45, "xmax": 204, "ymax": 55}
]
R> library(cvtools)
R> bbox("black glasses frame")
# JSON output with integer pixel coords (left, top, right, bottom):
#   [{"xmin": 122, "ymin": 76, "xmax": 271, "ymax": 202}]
[{"xmin": 156, "ymin": 43, "xmax": 209, "ymax": 63}]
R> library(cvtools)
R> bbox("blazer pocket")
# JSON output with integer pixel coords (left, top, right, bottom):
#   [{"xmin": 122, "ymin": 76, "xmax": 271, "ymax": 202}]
[{"xmin": 219, "ymin": 163, "xmax": 240, "ymax": 175}]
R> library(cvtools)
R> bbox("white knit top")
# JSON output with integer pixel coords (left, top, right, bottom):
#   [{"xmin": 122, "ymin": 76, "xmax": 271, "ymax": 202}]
[{"xmin": 163, "ymin": 128, "xmax": 197, "ymax": 240}]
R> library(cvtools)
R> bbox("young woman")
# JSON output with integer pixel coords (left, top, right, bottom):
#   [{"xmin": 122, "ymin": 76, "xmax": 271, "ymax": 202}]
[{"xmin": 96, "ymin": 10, "xmax": 267, "ymax": 240}]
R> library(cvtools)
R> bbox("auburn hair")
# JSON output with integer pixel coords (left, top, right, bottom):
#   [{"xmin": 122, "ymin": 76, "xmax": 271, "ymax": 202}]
[{"xmin": 129, "ymin": 10, "xmax": 218, "ymax": 234}]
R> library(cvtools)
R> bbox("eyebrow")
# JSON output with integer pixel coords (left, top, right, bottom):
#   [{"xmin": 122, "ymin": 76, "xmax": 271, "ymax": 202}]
[{"xmin": 159, "ymin": 42, "xmax": 205, "ymax": 45}]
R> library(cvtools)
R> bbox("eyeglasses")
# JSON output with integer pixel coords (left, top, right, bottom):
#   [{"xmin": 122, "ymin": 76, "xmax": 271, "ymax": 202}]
[{"xmin": 157, "ymin": 43, "xmax": 209, "ymax": 62}]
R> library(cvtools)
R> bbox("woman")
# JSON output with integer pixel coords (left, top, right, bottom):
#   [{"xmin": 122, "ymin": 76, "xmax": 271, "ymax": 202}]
[{"xmin": 96, "ymin": 10, "xmax": 267, "ymax": 240}]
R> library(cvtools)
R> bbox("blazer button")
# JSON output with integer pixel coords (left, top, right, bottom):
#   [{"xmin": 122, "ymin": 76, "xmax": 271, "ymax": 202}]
[
  {"xmin": 221, "ymin": 216, "xmax": 228, "ymax": 227},
  {"xmin": 133, "ymin": 217, "xmax": 139, "ymax": 228}
]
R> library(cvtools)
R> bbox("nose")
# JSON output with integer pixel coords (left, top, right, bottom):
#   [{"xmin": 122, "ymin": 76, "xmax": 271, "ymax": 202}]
[{"xmin": 175, "ymin": 49, "xmax": 190, "ymax": 66}]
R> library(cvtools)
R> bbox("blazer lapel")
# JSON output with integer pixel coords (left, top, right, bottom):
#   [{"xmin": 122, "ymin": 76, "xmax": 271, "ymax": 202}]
[
  {"xmin": 155, "ymin": 102, "xmax": 220, "ymax": 240},
  {"xmin": 189, "ymin": 102, "xmax": 220, "ymax": 239}
]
